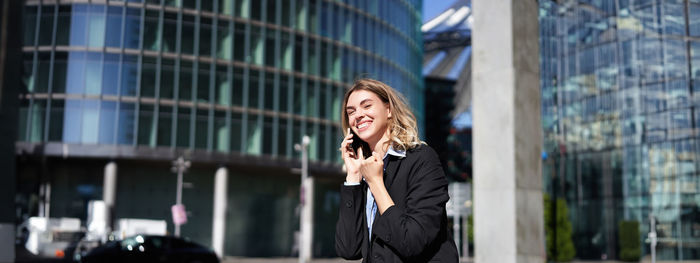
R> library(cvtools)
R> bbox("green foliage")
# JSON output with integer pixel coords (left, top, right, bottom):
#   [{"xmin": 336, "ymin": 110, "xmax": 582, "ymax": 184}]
[
  {"xmin": 544, "ymin": 194, "xmax": 576, "ymax": 262},
  {"xmin": 618, "ymin": 220, "xmax": 641, "ymax": 261}
]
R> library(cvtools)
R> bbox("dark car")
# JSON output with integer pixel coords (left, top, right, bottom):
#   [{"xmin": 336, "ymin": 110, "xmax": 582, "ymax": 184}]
[{"xmin": 80, "ymin": 235, "xmax": 218, "ymax": 263}]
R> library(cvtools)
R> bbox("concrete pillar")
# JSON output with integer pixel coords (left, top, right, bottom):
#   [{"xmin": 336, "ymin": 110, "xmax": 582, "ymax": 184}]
[
  {"xmin": 212, "ymin": 167, "xmax": 228, "ymax": 258},
  {"xmin": 472, "ymin": 0, "xmax": 545, "ymax": 263},
  {"xmin": 104, "ymin": 162, "xmax": 117, "ymax": 232},
  {"xmin": 300, "ymin": 176, "xmax": 314, "ymax": 263}
]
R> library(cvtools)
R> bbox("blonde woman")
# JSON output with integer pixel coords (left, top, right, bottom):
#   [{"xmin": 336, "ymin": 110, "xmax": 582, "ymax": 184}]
[{"xmin": 335, "ymin": 79, "xmax": 458, "ymax": 262}]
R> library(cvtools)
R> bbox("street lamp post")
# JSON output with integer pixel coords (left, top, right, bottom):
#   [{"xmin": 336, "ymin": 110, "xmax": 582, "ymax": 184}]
[
  {"xmin": 295, "ymin": 136, "xmax": 313, "ymax": 263},
  {"xmin": 171, "ymin": 156, "xmax": 191, "ymax": 237}
]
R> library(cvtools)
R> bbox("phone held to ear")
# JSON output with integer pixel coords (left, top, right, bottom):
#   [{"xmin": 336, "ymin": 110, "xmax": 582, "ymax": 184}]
[{"xmin": 351, "ymin": 131, "xmax": 372, "ymax": 159}]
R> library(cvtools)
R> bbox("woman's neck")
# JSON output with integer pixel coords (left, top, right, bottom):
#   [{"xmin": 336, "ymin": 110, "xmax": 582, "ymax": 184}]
[{"xmin": 368, "ymin": 130, "xmax": 391, "ymax": 155}]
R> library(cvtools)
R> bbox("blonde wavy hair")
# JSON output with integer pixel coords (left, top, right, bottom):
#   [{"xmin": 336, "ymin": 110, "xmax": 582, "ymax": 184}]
[{"xmin": 341, "ymin": 78, "xmax": 424, "ymax": 152}]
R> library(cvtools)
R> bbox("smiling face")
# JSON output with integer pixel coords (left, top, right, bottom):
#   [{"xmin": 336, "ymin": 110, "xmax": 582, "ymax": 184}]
[{"xmin": 345, "ymin": 89, "xmax": 392, "ymax": 147}]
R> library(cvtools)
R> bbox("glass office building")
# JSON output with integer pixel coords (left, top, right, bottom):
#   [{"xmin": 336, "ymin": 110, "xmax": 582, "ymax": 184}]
[
  {"xmin": 540, "ymin": 0, "xmax": 700, "ymax": 260},
  {"xmin": 17, "ymin": 0, "xmax": 423, "ymax": 257}
]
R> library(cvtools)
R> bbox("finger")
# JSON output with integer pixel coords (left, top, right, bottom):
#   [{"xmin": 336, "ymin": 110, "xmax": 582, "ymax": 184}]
[{"xmin": 357, "ymin": 147, "xmax": 363, "ymax": 159}]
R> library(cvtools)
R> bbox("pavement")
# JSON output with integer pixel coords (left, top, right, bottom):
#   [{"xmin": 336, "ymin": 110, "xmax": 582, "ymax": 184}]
[{"xmin": 222, "ymin": 257, "xmax": 473, "ymax": 263}]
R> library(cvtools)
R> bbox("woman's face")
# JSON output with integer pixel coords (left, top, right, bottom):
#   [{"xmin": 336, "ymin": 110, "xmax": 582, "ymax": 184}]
[{"xmin": 345, "ymin": 89, "xmax": 391, "ymax": 145}]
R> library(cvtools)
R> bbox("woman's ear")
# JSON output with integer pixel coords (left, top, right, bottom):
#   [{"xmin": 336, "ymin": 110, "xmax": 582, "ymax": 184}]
[{"xmin": 386, "ymin": 104, "xmax": 392, "ymax": 119}]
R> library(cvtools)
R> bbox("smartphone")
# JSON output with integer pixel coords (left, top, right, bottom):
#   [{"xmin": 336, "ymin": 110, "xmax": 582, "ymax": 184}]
[{"xmin": 350, "ymin": 130, "xmax": 372, "ymax": 159}]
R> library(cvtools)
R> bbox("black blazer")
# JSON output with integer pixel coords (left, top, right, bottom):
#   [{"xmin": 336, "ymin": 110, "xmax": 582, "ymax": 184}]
[{"xmin": 335, "ymin": 145, "xmax": 458, "ymax": 263}]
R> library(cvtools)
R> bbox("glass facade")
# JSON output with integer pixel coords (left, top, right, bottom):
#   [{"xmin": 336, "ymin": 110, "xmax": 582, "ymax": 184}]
[
  {"xmin": 17, "ymin": 0, "xmax": 423, "ymax": 257},
  {"xmin": 19, "ymin": 0, "xmax": 424, "ymax": 163},
  {"xmin": 540, "ymin": 0, "xmax": 700, "ymax": 260}
]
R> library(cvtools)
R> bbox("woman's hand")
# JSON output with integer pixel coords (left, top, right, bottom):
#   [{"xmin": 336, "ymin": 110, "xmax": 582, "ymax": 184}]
[
  {"xmin": 360, "ymin": 151, "xmax": 384, "ymax": 186},
  {"xmin": 341, "ymin": 128, "xmax": 362, "ymax": 183}
]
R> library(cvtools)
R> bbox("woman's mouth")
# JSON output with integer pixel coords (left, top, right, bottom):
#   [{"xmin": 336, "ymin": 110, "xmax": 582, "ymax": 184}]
[{"xmin": 356, "ymin": 120, "xmax": 372, "ymax": 132}]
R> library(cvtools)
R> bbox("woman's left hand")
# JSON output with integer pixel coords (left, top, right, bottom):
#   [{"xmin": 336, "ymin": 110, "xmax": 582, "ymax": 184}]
[{"xmin": 360, "ymin": 150, "xmax": 384, "ymax": 185}]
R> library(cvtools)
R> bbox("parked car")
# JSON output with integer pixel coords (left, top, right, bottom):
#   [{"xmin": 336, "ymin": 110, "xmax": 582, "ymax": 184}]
[{"xmin": 79, "ymin": 235, "xmax": 218, "ymax": 263}]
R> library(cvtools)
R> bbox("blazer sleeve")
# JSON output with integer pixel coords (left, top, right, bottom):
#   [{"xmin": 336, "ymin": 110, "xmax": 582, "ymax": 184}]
[
  {"xmin": 335, "ymin": 183, "xmax": 365, "ymax": 260},
  {"xmin": 371, "ymin": 147, "xmax": 450, "ymax": 259}
]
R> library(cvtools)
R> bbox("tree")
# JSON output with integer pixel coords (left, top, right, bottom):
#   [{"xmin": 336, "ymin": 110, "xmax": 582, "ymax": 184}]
[
  {"xmin": 544, "ymin": 194, "xmax": 576, "ymax": 262},
  {"xmin": 618, "ymin": 220, "xmax": 641, "ymax": 261}
]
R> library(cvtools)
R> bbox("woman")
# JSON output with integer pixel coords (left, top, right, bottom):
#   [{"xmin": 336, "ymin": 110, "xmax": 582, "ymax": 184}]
[{"xmin": 335, "ymin": 79, "xmax": 458, "ymax": 262}]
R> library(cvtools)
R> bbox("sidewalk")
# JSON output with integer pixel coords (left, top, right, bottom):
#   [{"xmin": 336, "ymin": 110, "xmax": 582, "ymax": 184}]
[{"xmin": 222, "ymin": 257, "xmax": 473, "ymax": 263}]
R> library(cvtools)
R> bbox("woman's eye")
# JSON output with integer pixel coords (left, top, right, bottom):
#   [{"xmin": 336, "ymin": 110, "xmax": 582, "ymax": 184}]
[
  {"xmin": 347, "ymin": 111, "xmax": 354, "ymax": 116},
  {"xmin": 364, "ymin": 104, "xmax": 371, "ymax": 109}
]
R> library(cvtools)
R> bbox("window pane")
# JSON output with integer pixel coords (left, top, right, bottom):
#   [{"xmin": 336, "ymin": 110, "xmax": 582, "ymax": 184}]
[
  {"xmin": 48, "ymin": 100, "xmax": 64, "ymax": 141},
  {"xmin": 182, "ymin": 14, "xmax": 195, "ymax": 54},
  {"xmin": 117, "ymin": 102, "xmax": 136, "ymax": 144},
  {"xmin": 215, "ymin": 65, "xmax": 230, "ymax": 105},
  {"xmin": 121, "ymin": 55, "xmax": 139, "ymax": 96},
  {"xmin": 56, "ymin": 6, "xmax": 71, "ymax": 46},
  {"xmin": 87, "ymin": 5, "xmax": 106, "ymax": 47},
  {"xmin": 99, "ymin": 101, "xmax": 117, "ymax": 144},
  {"xmin": 214, "ymin": 110, "xmax": 228, "ymax": 152},
  {"xmin": 66, "ymin": 52, "xmax": 86, "ymax": 94},
  {"xmin": 161, "ymin": 59, "xmax": 175, "ymax": 99},
  {"xmin": 277, "ymin": 117, "xmax": 288, "ymax": 157},
  {"xmin": 176, "ymin": 107, "xmax": 191, "ymax": 147},
  {"xmin": 35, "ymin": 54, "xmax": 50, "ymax": 93},
  {"xmin": 157, "ymin": 106, "xmax": 173, "ymax": 146},
  {"xmin": 140, "ymin": 56, "xmax": 157, "ymax": 97},
  {"xmin": 195, "ymin": 109, "xmax": 209, "ymax": 149},
  {"xmin": 137, "ymin": 104, "xmax": 156, "ymax": 146},
  {"xmin": 179, "ymin": 61, "xmax": 193, "ymax": 100},
  {"xmin": 38, "ymin": 6, "xmax": 55, "ymax": 46},
  {"xmin": 102, "ymin": 54, "xmax": 120, "ymax": 95},
  {"xmin": 143, "ymin": 10, "xmax": 160, "ymax": 51},
  {"xmin": 246, "ymin": 114, "xmax": 261, "ymax": 154},
  {"xmin": 162, "ymin": 12, "xmax": 177, "ymax": 52},
  {"xmin": 251, "ymin": 26, "xmax": 263, "ymax": 65},
  {"xmin": 262, "ymin": 116, "xmax": 273, "ymax": 155},
  {"xmin": 124, "ymin": 8, "xmax": 141, "ymax": 49},
  {"xmin": 264, "ymin": 73, "xmax": 274, "ymax": 111},
  {"xmin": 28, "ymin": 100, "xmax": 46, "ymax": 142},
  {"xmin": 70, "ymin": 5, "xmax": 88, "ymax": 46},
  {"xmin": 199, "ymin": 17, "xmax": 212, "ymax": 56},
  {"xmin": 197, "ymin": 62, "xmax": 211, "ymax": 102},
  {"xmin": 232, "ymin": 67, "xmax": 243, "ymax": 106},
  {"xmin": 82, "ymin": 100, "xmax": 99, "ymax": 144},
  {"xmin": 231, "ymin": 113, "xmax": 242, "ymax": 152},
  {"xmin": 24, "ymin": 6, "xmax": 38, "ymax": 46},
  {"xmin": 216, "ymin": 20, "xmax": 232, "ymax": 59},
  {"xmin": 105, "ymin": 6, "xmax": 123, "ymax": 48},
  {"xmin": 280, "ymin": 75, "xmax": 289, "ymax": 112},
  {"xmin": 63, "ymin": 99, "xmax": 82, "ymax": 143},
  {"xmin": 265, "ymin": 30, "xmax": 276, "ymax": 67},
  {"xmin": 249, "ymin": 70, "xmax": 260, "ymax": 108},
  {"xmin": 235, "ymin": 0, "xmax": 250, "ymax": 18},
  {"xmin": 233, "ymin": 23, "xmax": 245, "ymax": 61}
]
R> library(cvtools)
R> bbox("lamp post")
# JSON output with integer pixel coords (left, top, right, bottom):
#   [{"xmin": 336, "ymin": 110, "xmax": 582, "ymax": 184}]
[
  {"xmin": 171, "ymin": 156, "xmax": 190, "ymax": 237},
  {"xmin": 295, "ymin": 136, "xmax": 313, "ymax": 263}
]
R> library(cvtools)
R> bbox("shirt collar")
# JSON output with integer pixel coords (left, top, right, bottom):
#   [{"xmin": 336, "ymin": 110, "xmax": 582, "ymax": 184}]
[{"xmin": 383, "ymin": 146, "xmax": 406, "ymax": 159}]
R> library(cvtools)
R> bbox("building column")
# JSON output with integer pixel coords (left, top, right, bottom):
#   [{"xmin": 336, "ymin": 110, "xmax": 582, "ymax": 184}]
[
  {"xmin": 0, "ymin": 0, "xmax": 24, "ymax": 261},
  {"xmin": 212, "ymin": 167, "xmax": 228, "ymax": 258},
  {"xmin": 104, "ymin": 161, "xmax": 117, "ymax": 233},
  {"xmin": 472, "ymin": 0, "xmax": 544, "ymax": 263}
]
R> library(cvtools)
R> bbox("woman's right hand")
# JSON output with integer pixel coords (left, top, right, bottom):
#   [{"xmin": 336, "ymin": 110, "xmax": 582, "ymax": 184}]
[{"xmin": 341, "ymin": 128, "xmax": 362, "ymax": 183}]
